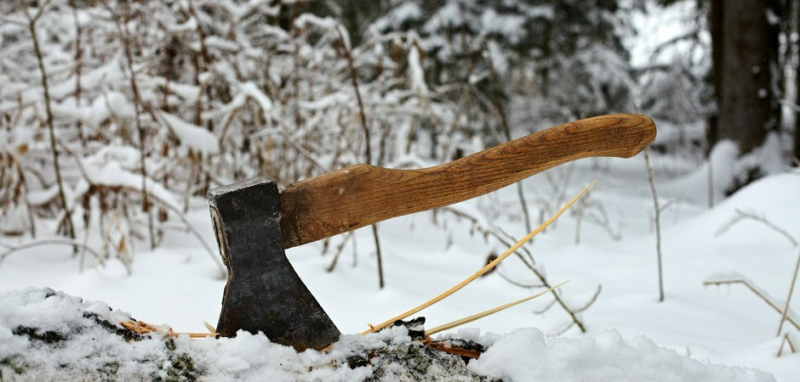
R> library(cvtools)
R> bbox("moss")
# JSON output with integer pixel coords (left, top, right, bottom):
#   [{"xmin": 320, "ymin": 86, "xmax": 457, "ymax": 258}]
[
  {"xmin": 12, "ymin": 326, "xmax": 66, "ymax": 344},
  {"xmin": 165, "ymin": 353, "xmax": 196, "ymax": 382},
  {"xmin": 155, "ymin": 339, "xmax": 198, "ymax": 382},
  {"xmin": 1, "ymin": 356, "xmax": 26, "ymax": 375},
  {"xmin": 346, "ymin": 354, "xmax": 369, "ymax": 369},
  {"xmin": 96, "ymin": 361, "xmax": 120, "ymax": 382},
  {"xmin": 82, "ymin": 312, "xmax": 143, "ymax": 342}
]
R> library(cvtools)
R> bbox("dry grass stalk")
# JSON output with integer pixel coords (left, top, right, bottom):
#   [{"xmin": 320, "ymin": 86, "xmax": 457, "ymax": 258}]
[
  {"xmin": 425, "ymin": 280, "xmax": 569, "ymax": 336},
  {"xmin": 362, "ymin": 180, "xmax": 596, "ymax": 335}
]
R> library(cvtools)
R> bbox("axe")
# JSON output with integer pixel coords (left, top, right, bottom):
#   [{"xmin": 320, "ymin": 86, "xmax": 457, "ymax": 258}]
[{"xmin": 207, "ymin": 114, "xmax": 656, "ymax": 350}]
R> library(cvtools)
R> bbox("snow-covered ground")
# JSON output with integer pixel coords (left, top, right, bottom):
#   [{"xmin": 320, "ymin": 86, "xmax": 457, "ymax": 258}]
[{"xmin": 2, "ymin": 148, "xmax": 799, "ymax": 380}]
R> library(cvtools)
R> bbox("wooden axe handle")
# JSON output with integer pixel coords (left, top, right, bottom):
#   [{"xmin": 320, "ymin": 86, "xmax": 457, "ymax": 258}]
[{"xmin": 280, "ymin": 113, "xmax": 656, "ymax": 248}]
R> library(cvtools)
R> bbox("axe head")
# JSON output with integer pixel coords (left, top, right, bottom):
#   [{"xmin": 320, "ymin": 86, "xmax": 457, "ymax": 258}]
[{"xmin": 208, "ymin": 177, "xmax": 340, "ymax": 350}]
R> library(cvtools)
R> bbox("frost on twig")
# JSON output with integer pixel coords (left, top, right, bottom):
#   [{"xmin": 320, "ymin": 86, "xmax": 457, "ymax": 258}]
[{"xmin": 703, "ymin": 276, "xmax": 800, "ymax": 332}]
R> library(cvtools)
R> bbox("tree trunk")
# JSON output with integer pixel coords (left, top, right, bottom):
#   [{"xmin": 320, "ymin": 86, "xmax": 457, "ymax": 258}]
[
  {"xmin": 796, "ymin": 65, "xmax": 800, "ymax": 162},
  {"xmin": 717, "ymin": 0, "xmax": 781, "ymax": 155},
  {"xmin": 796, "ymin": 0, "xmax": 800, "ymax": 163},
  {"xmin": 706, "ymin": 0, "xmax": 723, "ymax": 155}
]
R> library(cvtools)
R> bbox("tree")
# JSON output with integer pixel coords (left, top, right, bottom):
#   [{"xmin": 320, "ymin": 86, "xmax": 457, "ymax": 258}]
[
  {"xmin": 655, "ymin": 0, "xmax": 784, "ymax": 160},
  {"xmin": 712, "ymin": 0, "xmax": 782, "ymax": 155}
]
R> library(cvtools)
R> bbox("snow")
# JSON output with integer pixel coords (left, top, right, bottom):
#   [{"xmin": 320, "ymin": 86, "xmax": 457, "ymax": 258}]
[
  {"xmin": 408, "ymin": 44, "xmax": 429, "ymax": 96},
  {"xmin": 238, "ymin": 81, "xmax": 274, "ymax": 116},
  {"xmin": 0, "ymin": 288, "xmax": 775, "ymax": 381},
  {"xmin": 373, "ymin": 2, "xmax": 423, "ymax": 32},
  {"xmin": 470, "ymin": 328, "xmax": 774, "ymax": 382},
  {"xmin": 51, "ymin": 91, "xmax": 136, "ymax": 127},
  {"xmin": 480, "ymin": 9, "xmax": 526, "ymax": 45},
  {"xmin": 160, "ymin": 112, "xmax": 220, "ymax": 156},
  {"xmin": 0, "ymin": 288, "xmax": 372, "ymax": 381}
]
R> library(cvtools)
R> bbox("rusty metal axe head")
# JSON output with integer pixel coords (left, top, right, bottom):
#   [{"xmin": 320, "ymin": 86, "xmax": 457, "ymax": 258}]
[{"xmin": 208, "ymin": 177, "xmax": 340, "ymax": 350}]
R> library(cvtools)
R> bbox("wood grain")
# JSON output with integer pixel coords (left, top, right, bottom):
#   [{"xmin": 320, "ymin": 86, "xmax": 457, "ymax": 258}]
[{"xmin": 280, "ymin": 113, "xmax": 656, "ymax": 248}]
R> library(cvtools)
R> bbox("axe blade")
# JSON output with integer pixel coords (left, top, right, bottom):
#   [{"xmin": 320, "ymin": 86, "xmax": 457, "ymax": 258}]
[{"xmin": 208, "ymin": 177, "xmax": 340, "ymax": 350}]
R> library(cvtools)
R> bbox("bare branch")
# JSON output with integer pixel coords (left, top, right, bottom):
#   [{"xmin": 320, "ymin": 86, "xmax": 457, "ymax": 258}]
[
  {"xmin": 715, "ymin": 209, "xmax": 798, "ymax": 247},
  {"xmin": 778, "ymin": 250, "xmax": 800, "ymax": 336},
  {"xmin": 0, "ymin": 239, "xmax": 102, "ymax": 269},
  {"xmin": 778, "ymin": 333, "xmax": 796, "ymax": 357},
  {"xmin": 571, "ymin": 285, "xmax": 602, "ymax": 314}
]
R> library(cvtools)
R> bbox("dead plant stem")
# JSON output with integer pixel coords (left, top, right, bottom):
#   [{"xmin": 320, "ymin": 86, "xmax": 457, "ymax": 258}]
[
  {"xmin": 778, "ymin": 250, "xmax": 800, "ymax": 336},
  {"xmin": 485, "ymin": 45, "xmax": 532, "ymax": 234},
  {"xmin": 68, "ymin": 0, "xmax": 85, "ymax": 150},
  {"xmin": 644, "ymin": 149, "xmax": 664, "ymax": 302},
  {"xmin": 338, "ymin": 27, "xmax": 384, "ymax": 289},
  {"xmin": 21, "ymin": 0, "xmax": 76, "ymax": 243},
  {"xmin": 107, "ymin": 0, "xmax": 156, "ymax": 249}
]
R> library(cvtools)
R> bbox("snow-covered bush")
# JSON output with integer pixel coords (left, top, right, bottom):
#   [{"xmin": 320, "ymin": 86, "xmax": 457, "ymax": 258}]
[{"xmin": 0, "ymin": 0, "xmax": 484, "ymax": 255}]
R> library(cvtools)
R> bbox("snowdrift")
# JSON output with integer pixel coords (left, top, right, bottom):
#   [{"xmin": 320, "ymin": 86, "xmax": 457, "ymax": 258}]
[{"xmin": 0, "ymin": 288, "xmax": 774, "ymax": 381}]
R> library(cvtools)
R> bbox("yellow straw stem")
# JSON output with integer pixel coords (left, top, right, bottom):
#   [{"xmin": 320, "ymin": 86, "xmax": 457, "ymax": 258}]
[
  {"xmin": 203, "ymin": 321, "xmax": 217, "ymax": 336},
  {"xmin": 187, "ymin": 332, "xmax": 216, "ymax": 338},
  {"xmin": 425, "ymin": 280, "xmax": 570, "ymax": 336},
  {"xmin": 362, "ymin": 180, "xmax": 596, "ymax": 335}
]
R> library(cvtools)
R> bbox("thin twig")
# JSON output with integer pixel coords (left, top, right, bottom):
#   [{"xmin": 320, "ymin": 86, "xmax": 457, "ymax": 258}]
[
  {"xmin": 778, "ymin": 333, "xmax": 796, "ymax": 357},
  {"xmin": 778, "ymin": 250, "xmax": 800, "ymax": 336},
  {"xmin": 337, "ymin": 26, "xmax": 384, "ymax": 289},
  {"xmin": 484, "ymin": 43, "xmax": 532, "ymax": 235},
  {"xmin": 68, "ymin": 0, "xmax": 86, "ymax": 150},
  {"xmin": 0, "ymin": 239, "xmax": 102, "ymax": 269},
  {"xmin": 531, "ymin": 298, "xmax": 557, "ymax": 314},
  {"xmin": 146, "ymin": 194, "xmax": 226, "ymax": 278},
  {"xmin": 103, "ymin": 0, "xmax": 156, "ymax": 250},
  {"xmin": 644, "ymin": 149, "xmax": 664, "ymax": 302},
  {"xmin": 703, "ymin": 278, "xmax": 800, "ymax": 331},
  {"xmin": 326, "ymin": 231, "xmax": 353, "ymax": 273},
  {"xmin": 20, "ymin": 0, "xmax": 76, "ymax": 243},
  {"xmin": 495, "ymin": 268, "xmax": 545, "ymax": 289},
  {"xmin": 715, "ymin": 209, "xmax": 798, "ymax": 247},
  {"xmin": 548, "ymin": 320, "xmax": 576, "ymax": 337},
  {"xmin": 571, "ymin": 285, "xmax": 602, "ymax": 314},
  {"xmin": 707, "ymin": 156, "xmax": 714, "ymax": 208}
]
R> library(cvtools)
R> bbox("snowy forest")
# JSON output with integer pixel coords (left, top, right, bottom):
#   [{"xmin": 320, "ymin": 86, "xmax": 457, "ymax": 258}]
[{"xmin": 1, "ymin": 0, "xmax": 799, "ymax": 381}]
